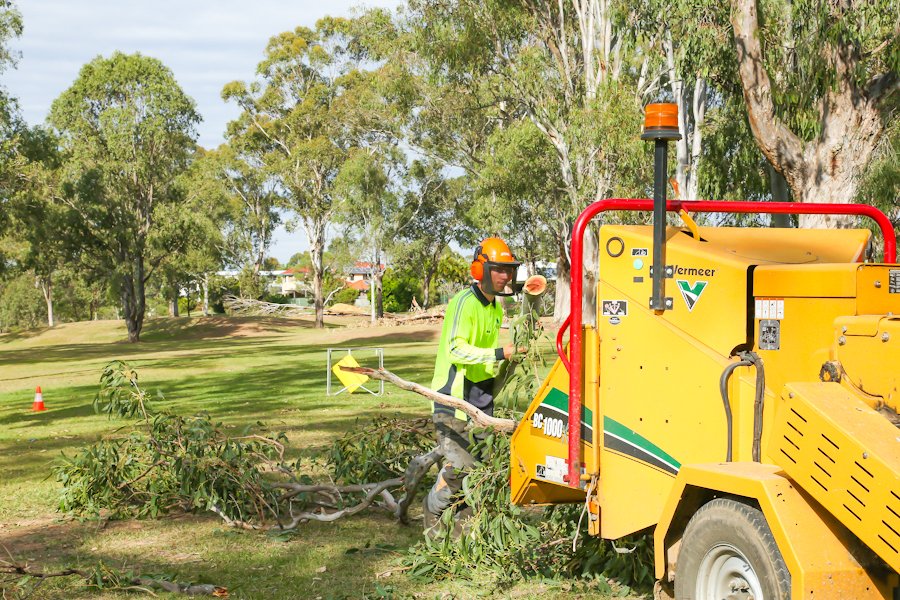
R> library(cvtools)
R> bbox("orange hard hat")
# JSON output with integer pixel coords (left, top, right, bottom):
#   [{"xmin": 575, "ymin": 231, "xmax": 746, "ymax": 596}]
[{"xmin": 471, "ymin": 238, "xmax": 521, "ymax": 296}]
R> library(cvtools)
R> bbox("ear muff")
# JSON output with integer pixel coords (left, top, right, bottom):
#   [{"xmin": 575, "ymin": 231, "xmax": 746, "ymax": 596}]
[{"xmin": 470, "ymin": 245, "xmax": 484, "ymax": 280}]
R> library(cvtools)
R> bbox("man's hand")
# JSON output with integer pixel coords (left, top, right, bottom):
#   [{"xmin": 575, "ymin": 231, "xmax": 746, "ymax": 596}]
[{"xmin": 503, "ymin": 343, "xmax": 528, "ymax": 359}]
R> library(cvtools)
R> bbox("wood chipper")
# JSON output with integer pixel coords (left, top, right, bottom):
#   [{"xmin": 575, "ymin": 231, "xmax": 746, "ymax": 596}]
[{"xmin": 509, "ymin": 103, "xmax": 900, "ymax": 599}]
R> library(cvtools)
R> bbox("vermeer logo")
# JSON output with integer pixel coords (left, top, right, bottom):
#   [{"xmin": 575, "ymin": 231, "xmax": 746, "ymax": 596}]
[{"xmin": 676, "ymin": 280, "xmax": 708, "ymax": 311}]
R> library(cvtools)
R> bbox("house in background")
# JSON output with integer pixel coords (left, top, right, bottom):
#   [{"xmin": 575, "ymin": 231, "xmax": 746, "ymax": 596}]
[
  {"xmin": 345, "ymin": 262, "xmax": 385, "ymax": 307},
  {"xmin": 280, "ymin": 267, "xmax": 310, "ymax": 297}
]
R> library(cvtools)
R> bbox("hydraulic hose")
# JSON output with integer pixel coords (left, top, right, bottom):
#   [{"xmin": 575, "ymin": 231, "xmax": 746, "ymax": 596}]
[
  {"xmin": 739, "ymin": 351, "xmax": 766, "ymax": 462},
  {"xmin": 719, "ymin": 358, "xmax": 752, "ymax": 462}
]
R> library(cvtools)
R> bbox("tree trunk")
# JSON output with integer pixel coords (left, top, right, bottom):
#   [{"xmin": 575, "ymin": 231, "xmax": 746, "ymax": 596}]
[
  {"xmin": 374, "ymin": 247, "xmax": 383, "ymax": 320},
  {"xmin": 40, "ymin": 275, "xmax": 54, "ymax": 327},
  {"xmin": 370, "ymin": 269, "xmax": 376, "ymax": 324},
  {"xmin": 731, "ymin": 0, "xmax": 893, "ymax": 228},
  {"xmin": 767, "ymin": 163, "xmax": 792, "ymax": 227},
  {"xmin": 305, "ymin": 218, "xmax": 326, "ymax": 328},
  {"xmin": 169, "ymin": 288, "xmax": 179, "ymax": 317},
  {"xmin": 202, "ymin": 274, "xmax": 209, "ymax": 317},
  {"xmin": 422, "ymin": 265, "xmax": 435, "ymax": 308},
  {"xmin": 122, "ymin": 258, "xmax": 146, "ymax": 343},
  {"xmin": 553, "ymin": 231, "xmax": 571, "ymax": 323}
]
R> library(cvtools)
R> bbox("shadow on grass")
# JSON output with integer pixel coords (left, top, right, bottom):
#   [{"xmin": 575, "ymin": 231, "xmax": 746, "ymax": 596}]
[
  {"xmin": 336, "ymin": 328, "xmax": 440, "ymax": 347},
  {"xmin": 0, "ymin": 510, "xmax": 424, "ymax": 599},
  {"xmin": 0, "ymin": 335, "xmax": 284, "ymax": 368}
]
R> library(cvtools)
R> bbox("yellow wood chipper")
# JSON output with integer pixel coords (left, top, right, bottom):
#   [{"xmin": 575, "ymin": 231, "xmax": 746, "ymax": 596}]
[{"xmin": 510, "ymin": 103, "xmax": 900, "ymax": 599}]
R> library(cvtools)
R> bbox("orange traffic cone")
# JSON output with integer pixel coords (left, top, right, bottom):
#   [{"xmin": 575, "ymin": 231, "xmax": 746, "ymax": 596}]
[{"xmin": 32, "ymin": 386, "xmax": 45, "ymax": 411}]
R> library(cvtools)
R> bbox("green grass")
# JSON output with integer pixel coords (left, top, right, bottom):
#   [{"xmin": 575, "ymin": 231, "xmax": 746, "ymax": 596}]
[{"xmin": 0, "ymin": 316, "xmax": 631, "ymax": 599}]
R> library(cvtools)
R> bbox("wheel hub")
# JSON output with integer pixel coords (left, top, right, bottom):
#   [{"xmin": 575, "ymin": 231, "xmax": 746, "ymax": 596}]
[{"xmin": 695, "ymin": 543, "xmax": 763, "ymax": 600}]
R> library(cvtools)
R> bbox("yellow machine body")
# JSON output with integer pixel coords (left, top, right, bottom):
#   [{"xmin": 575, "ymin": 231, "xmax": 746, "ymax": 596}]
[{"xmin": 509, "ymin": 223, "xmax": 900, "ymax": 596}]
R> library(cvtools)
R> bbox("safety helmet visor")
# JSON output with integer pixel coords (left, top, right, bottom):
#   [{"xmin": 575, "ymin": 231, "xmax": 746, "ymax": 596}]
[{"xmin": 481, "ymin": 260, "xmax": 521, "ymax": 296}]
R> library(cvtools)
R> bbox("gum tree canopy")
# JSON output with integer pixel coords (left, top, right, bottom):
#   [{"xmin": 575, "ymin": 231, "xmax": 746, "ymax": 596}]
[{"xmin": 49, "ymin": 52, "xmax": 199, "ymax": 342}]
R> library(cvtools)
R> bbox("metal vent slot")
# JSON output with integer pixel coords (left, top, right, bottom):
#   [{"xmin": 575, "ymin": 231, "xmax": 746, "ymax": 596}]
[
  {"xmin": 811, "ymin": 475, "xmax": 829, "ymax": 492},
  {"xmin": 813, "ymin": 461, "xmax": 832, "ymax": 478},
  {"xmin": 856, "ymin": 461, "xmax": 875, "ymax": 479},
  {"xmin": 878, "ymin": 535, "xmax": 898, "ymax": 554},
  {"xmin": 882, "ymin": 519, "xmax": 900, "ymax": 540},
  {"xmin": 817, "ymin": 447, "xmax": 835, "ymax": 464},
  {"xmin": 821, "ymin": 432, "xmax": 840, "ymax": 450},
  {"xmin": 844, "ymin": 503, "xmax": 862, "ymax": 521},
  {"xmin": 849, "ymin": 475, "xmax": 869, "ymax": 492},
  {"xmin": 783, "ymin": 435, "xmax": 800, "ymax": 451},
  {"xmin": 887, "ymin": 504, "xmax": 900, "ymax": 521},
  {"xmin": 779, "ymin": 448, "xmax": 797, "ymax": 464},
  {"xmin": 787, "ymin": 421, "xmax": 804, "ymax": 436},
  {"xmin": 790, "ymin": 407, "xmax": 808, "ymax": 423},
  {"xmin": 846, "ymin": 489, "xmax": 865, "ymax": 507}
]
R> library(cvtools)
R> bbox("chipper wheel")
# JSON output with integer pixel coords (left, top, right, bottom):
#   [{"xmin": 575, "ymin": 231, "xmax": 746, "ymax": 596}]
[{"xmin": 674, "ymin": 498, "xmax": 791, "ymax": 600}]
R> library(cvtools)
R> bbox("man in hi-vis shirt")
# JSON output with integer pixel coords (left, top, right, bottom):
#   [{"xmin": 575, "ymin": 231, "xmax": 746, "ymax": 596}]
[{"xmin": 423, "ymin": 237, "xmax": 524, "ymax": 535}]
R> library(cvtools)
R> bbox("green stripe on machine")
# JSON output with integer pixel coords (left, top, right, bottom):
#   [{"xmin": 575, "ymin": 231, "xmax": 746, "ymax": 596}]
[
  {"xmin": 603, "ymin": 416, "xmax": 681, "ymax": 475},
  {"xmin": 534, "ymin": 387, "xmax": 680, "ymax": 476}
]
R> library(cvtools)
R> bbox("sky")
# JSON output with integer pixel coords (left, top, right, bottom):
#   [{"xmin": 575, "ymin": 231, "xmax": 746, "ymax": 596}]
[{"xmin": 4, "ymin": 0, "xmax": 400, "ymax": 263}]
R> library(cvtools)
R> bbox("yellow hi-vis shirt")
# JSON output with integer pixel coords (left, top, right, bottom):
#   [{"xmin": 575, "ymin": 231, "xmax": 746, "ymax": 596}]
[{"xmin": 430, "ymin": 284, "xmax": 505, "ymax": 420}]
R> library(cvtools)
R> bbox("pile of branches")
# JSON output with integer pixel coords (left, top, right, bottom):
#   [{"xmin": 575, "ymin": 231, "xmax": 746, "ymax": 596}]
[
  {"xmin": 57, "ymin": 361, "xmax": 449, "ymax": 530},
  {"xmin": 221, "ymin": 295, "xmax": 308, "ymax": 317}
]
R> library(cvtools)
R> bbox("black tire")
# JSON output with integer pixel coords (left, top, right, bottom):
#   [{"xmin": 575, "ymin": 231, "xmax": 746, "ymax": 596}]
[{"xmin": 674, "ymin": 498, "xmax": 791, "ymax": 600}]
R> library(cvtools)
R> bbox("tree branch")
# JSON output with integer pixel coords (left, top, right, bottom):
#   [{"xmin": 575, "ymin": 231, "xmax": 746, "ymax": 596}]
[
  {"xmin": 340, "ymin": 367, "xmax": 517, "ymax": 432},
  {"xmin": 730, "ymin": 0, "xmax": 805, "ymax": 173}
]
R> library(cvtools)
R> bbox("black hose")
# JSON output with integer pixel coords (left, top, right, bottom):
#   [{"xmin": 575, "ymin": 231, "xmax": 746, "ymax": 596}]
[
  {"xmin": 719, "ymin": 359, "xmax": 751, "ymax": 462},
  {"xmin": 739, "ymin": 351, "xmax": 766, "ymax": 462}
]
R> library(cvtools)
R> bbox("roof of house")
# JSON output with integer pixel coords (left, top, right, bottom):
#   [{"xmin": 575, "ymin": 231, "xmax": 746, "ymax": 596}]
[
  {"xmin": 283, "ymin": 267, "xmax": 310, "ymax": 275},
  {"xmin": 348, "ymin": 261, "xmax": 385, "ymax": 275},
  {"xmin": 347, "ymin": 279, "xmax": 369, "ymax": 291}
]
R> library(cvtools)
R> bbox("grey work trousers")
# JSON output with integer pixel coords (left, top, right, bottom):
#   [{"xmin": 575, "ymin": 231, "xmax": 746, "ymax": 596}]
[{"xmin": 423, "ymin": 412, "xmax": 480, "ymax": 521}]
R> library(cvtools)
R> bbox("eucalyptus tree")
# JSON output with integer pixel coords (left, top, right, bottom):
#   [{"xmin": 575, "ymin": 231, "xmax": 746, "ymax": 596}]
[
  {"xmin": 394, "ymin": 159, "xmax": 474, "ymax": 309},
  {"xmin": 189, "ymin": 145, "xmax": 278, "ymax": 298},
  {"xmin": 476, "ymin": 120, "xmax": 562, "ymax": 275},
  {"xmin": 0, "ymin": 0, "xmax": 22, "ymax": 245},
  {"xmin": 333, "ymin": 147, "xmax": 400, "ymax": 321},
  {"xmin": 6, "ymin": 126, "xmax": 69, "ymax": 326},
  {"xmin": 223, "ymin": 25, "xmax": 355, "ymax": 328},
  {"xmin": 49, "ymin": 52, "xmax": 200, "ymax": 342},
  {"xmin": 731, "ymin": 0, "xmax": 899, "ymax": 227},
  {"xmin": 405, "ymin": 0, "xmax": 650, "ymax": 321}
]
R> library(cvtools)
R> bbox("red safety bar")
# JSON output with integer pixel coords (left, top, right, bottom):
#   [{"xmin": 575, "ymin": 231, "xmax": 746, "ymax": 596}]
[{"xmin": 562, "ymin": 199, "xmax": 897, "ymax": 487}]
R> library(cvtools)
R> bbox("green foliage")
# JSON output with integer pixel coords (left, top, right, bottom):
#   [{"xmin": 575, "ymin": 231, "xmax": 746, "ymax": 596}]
[
  {"xmin": 328, "ymin": 416, "xmax": 433, "ymax": 485},
  {"xmin": 330, "ymin": 285, "xmax": 360, "ymax": 306},
  {"xmin": 49, "ymin": 51, "xmax": 200, "ymax": 341},
  {"xmin": 382, "ymin": 268, "xmax": 419, "ymax": 313},
  {"xmin": 58, "ymin": 361, "xmax": 287, "ymax": 524},
  {"xmin": 857, "ymin": 118, "xmax": 900, "ymax": 258},
  {"xmin": 92, "ymin": 360, "xmax": 155, "ymax": 420},
  {"xmin": 756, "ymin": 0, "xmax": 898, "ymax": 142},
  {"xmin": 237, "ymin": 266, "xmax": 265, "ymax": 299},
  {"xmin": 207, "ymin": 274, "xmax": 240, "ymax": 313},
  {"xmin": 403, "ymin": 432, "xmax": 654, "ymax": 592},
  {"xmin": 0, "ymin": 271, "xmax": 44, "ymax": 331}
]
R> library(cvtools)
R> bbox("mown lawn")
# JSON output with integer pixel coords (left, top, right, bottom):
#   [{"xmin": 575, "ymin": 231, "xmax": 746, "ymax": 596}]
[{"xmin": 0, "ymin": 316, "xmax": 632, "ymax": 599}]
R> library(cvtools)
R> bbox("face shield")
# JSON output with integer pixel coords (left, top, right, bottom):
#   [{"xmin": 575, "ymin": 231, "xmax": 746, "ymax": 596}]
[{"xmin": 480, "ymin": 261, "xmax": 521, "ymax": 296}]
